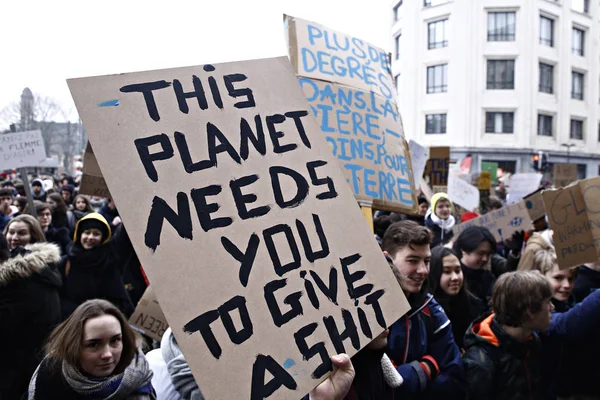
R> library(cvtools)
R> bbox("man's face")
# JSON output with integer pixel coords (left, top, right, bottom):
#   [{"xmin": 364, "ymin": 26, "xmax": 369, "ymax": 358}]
[
  {"xmin": 0, "ymin": 195, "xmax": 12, "ymax": 208},
  {"xmin": 385, "ymin": 244, "xmax": 431, "ymax": 294},
  {"xmin": 32, "ymin": 185, "xmax": 41, "ymax": 194}
]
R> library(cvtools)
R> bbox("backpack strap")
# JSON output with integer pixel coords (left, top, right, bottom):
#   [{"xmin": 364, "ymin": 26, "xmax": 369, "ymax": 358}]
[{"xmin": 64, "ymin": 260, "xmax": 71, "ymax": 277}]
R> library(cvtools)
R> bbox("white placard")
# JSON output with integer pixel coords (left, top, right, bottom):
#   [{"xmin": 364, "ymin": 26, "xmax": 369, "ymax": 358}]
[
  {"xmin": 409, "ymin": 140, "xmax": 429, "ymax": 188},
  {"xmin": 448, "ymin": 173, "xmax": 480, "ymax": 211},
  {"xmin": 0, "ymin": 130, "xmax": 47, "ymax": 170},
  {"xmin": 508, "ymin": 173, "xmax": 543, "ymax": 204}
]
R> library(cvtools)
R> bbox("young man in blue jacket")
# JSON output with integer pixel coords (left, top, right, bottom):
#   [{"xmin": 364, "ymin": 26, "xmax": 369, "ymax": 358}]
[{"xmin": 382, "ymin": 221, "xmax": 466, "ymax": 399}]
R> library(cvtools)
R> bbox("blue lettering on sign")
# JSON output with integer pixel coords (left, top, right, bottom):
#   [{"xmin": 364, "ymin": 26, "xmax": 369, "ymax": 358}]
[{"xmin": 300, "ymin": 24, "xmax": 394, "ymax": 100}]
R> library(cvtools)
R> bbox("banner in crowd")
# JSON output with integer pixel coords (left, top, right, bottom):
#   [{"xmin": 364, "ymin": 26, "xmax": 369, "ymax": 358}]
[
  {"xmin": 0, "ymin": 130, "xmax": 46, "ymax": 170},
  {"xmin": 553, "ymin": 163, "xmax": 578, "ymax": 188},
  {"xmin": 523, "ymin": 189, "xmax": 545, "ymax": 222},
  {"xmin": 408, "ymin": 140, "xmax": 428, "ymax": 188},
  {"xmin": 543, "ymin": 177, "xmax": 600, "ymax": 269},
  {"xmin": 425, "ymin": 146, "xmax": 450, "ymax": 186},
  {"xmin": 481, "ymin": 161, "xmax": 498, "ymax": 184},
  {"xmin": 508, "ymin": 173, "xmax": 543, "ymax": 204},
  {"xmin": 79, "ymin": 143, "xmax": 111, "ymax": 198},
  {"xmin": 285, "ymin": 15, "xmax": 418, "ymax": 213},
  {"xmin": 448, "ymin": 173, "xmax": 480, "ymax": 211},
  {"xmin": 453, "ymin": 200, "xmax": 533, "ymax": 242},
  {"xmin": 68, "ymin": 56, "xmax": 409, "ymax": 400},
  {"xmin": 129, "ymin": 287, "xmax": 168, "ymax": 342}
]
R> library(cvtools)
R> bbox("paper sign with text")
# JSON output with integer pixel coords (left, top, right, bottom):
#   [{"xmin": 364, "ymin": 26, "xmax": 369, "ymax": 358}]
[
  {"xmin": 481, "ymin": 161, "xmax": 498, "ymax": 184},
  {"xmin": 543, "ymin": 177, "xmax": 600, "ymax": 269},
  {"xmin": 285, "ymin": 15, "xmax": 417, "ymax": 213},
  {"xmin": 448, "ymin": 173, "xmax": 480, "ymax": 211},
  {"xmin": 425, "ymin": 147, "xmax": 450, "ymax": 186},
  {"xmin": 553, "ymin": 164, "xmax": 578, "ymax": 188},
  {"xmin": 68, "ymin": 57, "xmax": 409, "ymax": 400},
  {"xmin": 129, "ymin": 287, "xmax": 168, "ymax": 341},
  {"xmin": 453, "ymin": 200, "xmax": 533, "ymax": 242},
  {"xmin": 0, "ymin": 130, "xmax": 46, "ymax": 170},
  {"xmin": 523, "ymin": 189, "xmax": 546, "ymax": 222},
  {"xmin": 79, "ymin": 143, "xmax": 111, "ymax": 198},
  {"xmin": 409, "ymin": 140, "xmax": 429, "ymax": 188},
  {"xmin": 508, "ymin": 173, "xmax": 543, "ymax": 204}
]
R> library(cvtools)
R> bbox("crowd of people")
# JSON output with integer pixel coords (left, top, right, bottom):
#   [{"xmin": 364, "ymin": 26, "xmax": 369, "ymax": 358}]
[{"xmin": 0, "ymin": 172, "xmax": 598, "ymax": 399}]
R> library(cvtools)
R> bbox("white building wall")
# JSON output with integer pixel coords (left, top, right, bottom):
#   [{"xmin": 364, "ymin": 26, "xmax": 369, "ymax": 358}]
[{"xmin": 392, "ymin": 0, "xmax": 600, "ymax": 176}]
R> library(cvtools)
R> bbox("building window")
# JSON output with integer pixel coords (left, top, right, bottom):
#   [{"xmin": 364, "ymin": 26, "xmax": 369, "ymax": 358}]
[
  {"xmin": 424, "ymin": 0, "xmax": 450, "ymax": 7},
  {"xmin": 427, "ymin": 64, "xmax": 448, "ymax": 93},
  {"xmin": 428, "ymin": 19, "xmax": 448, "ymax": 49},
  {"xmin": 485, "ymin": 112, "xmax": 514, "ymax": 134},
  {"xmin": 488, "ymin": 12, "xmax": 516, "ymax": 41},
  {"xmin": 538, "ymin": 114, "xmax": 553, "ymax": 137},
  {"xmin": 426, "ymin": 113, "xmax": 447, "ymax": 134},
  {"xmin": 539, "ymin": 63, "xmax": 554, "ymax": 94},
  {"xmin": 394, "ymin": 1, "xmax": 402, "ymax": 21},
  {"xmin": 395, "ymin": 34, "xmax": 401, "ymax": 60},
  {"xmin": 570, "ymin": 119, "xmax": 584, "ymax": 140},
  {"xmin": 540, "ymin": 16, "xmax": 554, "ymax": 47},
  {"xmin": 572, "ymin": 71, "xmax": 584, "ymax": 100},
  {"xmin": 572, "ymin": 0, "xmax": 590, "ymax": 14},
  {"xmin": 487, "ymin": 60, "xmax": 515, "ymax": 89},
  {"xmin": 572, "ymin": 27, "xmax": 585, "ymax": 56}
]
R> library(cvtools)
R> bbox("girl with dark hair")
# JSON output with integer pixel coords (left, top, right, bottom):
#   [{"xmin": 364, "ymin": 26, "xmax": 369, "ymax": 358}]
[
  {"xmin": 28, "ymin": 299, "xmax": 155, "ymax": 399},
  {"xmin": 428, "ymin": 246, "xmax": 484, "ymax": 349},
  {"xmin": 0, "ymin": 231, "xmax": 62, "ymax": 399},
  {"xmin": 452, "ymin": 226, "xmax": 497, "ymax": 303},
  {"xmin": 47, "ymin": 192, "xmax": 75, "ymax": 231},
  {"xmin": 35, "ymin": 201, "xmax": 71, "ymax": 256},
  {"xmin": 69, "ymin": 195, "xmax": 93, "ymax": 234}
]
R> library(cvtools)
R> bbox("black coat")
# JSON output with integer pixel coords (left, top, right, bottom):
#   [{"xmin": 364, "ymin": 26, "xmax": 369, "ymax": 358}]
[
  {"xmin": 573, "ymin": 265, "xmax": 600, "ymax": 302},
  {"xmin": 44, "ymin": 225, "xmax": 72, "ymax": 256},
  {"xmin": 0, "ymin": 243, "xmax": 62, "ymax": 400},
  {"xmin": 462, "ymin": 266, "xmax": 496, "ymax": 304}
]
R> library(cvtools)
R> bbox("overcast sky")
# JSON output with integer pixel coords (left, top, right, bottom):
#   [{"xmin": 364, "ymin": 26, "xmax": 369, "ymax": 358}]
[{"xmin": 0, "ymin": 0, "xmax": 390, "ymax": 127}]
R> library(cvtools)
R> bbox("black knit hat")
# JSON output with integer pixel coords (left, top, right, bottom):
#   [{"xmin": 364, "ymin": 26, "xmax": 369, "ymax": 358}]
[{"xmin": 77, "ymin": 218, "xmax": 110, "ymax": 244}]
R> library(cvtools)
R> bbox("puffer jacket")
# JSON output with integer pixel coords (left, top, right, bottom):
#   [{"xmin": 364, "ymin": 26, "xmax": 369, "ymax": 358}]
[
  {"xmin": 517, "ymin": 232, "xmax": 552, "ymax": 271},
  {"xmin": 462, "ymin": 313, "xmax": 543, "ymax": 400},
  {"xmin": 386, "ymin": 292, "xmax": 466, "ymax": 399},
  {"xmin": 0, "ymin": 243, "xmax": 62, "ymax": 400}
]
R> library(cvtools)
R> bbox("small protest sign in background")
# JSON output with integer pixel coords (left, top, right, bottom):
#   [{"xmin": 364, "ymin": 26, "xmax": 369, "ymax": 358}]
[
  {"xmin": 481, "ymin": 161, "xmax": 498, "ymax": 184},
  {"xmin": 129, "ymin": 286, "xmax": 168, "ymax": 342},
  {"xmin": 79, "ymin": 143, "xmax": 111, "ymax": 198},
  {"xmin": 543, "ymin": 177, "xmax": 600, "ymax": 269},
  {"xmin": 479, "ymin": 172, "xmax": 492, "ymax": 190},
  {"xmin": 409, "ymin": 140, "xmax": 429, "ymax": 189},
  {"xmin": 425, "ymin": 147, "xmax": 450, "ymax": 186},
  {"xmin": 523, "ymin": 189, "xmax": 546, "ymax": 222},
  {"xmin": 553, "ymin": 163, "xmax": 578, "ymax": 188},
  {"xmin": 508, "ymin": 173, "xmax": 543, "ymax": 204},
  {"xmin": 0, "ymin": 130, "xmax": 46, "ymax": 170},
  {"xmin": 285, "ymin": 15, "xmax": 417, "ymax": 213},
  {"xmin": 453, "ymin": 201, "xmax": 533, "ymax": 242},
  {"xmin": 68, "ymin": 56, "xmax": 409, "ymax": 400},
  {"xmin": 448, "ymin": 173, "xmax": 480, "ymax": 211}
]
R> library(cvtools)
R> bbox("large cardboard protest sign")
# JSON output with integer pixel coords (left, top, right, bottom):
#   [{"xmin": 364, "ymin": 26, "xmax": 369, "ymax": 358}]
[
  {"xmin": 79, "ymin": 143, "xmax": 111, "ymax": 198},
  {"xmin": 425, "ymin": 147, "xmax": 450, "ymax": 186},
  {"xmin": 453, "ymin": 200, "xmax": 533, "ymax": 242},
  {"xmin": 448, "ymin": 173, "xmax": 480, "ymax": 211},
  {"xmin": 543, "ymin": 177, "xmax": 600, "ymax": 269},
  {"xmin": 508, "ymin": 173, "xmax": 543, "ymax": 204},
  {"xmin": 285, "ymin": 15, "xmax": 417, "ymax": 213},
  {"xmin": 409, "ymin": 140, "xmax": 429, "ymax": 188},
  {"xmin": 553, "ymin": 163, "xmax": 578, "ymax": 188},
  {"xmin": 523, "ymin": 189, "xmax": 546, "ymax": 222},
  {"xmin": 0, "ymin": 130, "xmax": 46, "ymax": 170},
  {"xmin": 68, "ymin": 57, "xmax": 409, "ymax": 400},
  {"xmin": 129, "ymin": 287, "xmax": 168, "ymax": 341}
]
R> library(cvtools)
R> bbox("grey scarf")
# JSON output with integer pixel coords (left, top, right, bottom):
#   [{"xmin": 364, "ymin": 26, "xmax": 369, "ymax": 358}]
[
  {"xmin": 29, "ymin": 351, "xmax": 155, "ymax": 399},
  {"xmin": 161, "ymin": 328, "xmax": 204, "ymax": 400}
]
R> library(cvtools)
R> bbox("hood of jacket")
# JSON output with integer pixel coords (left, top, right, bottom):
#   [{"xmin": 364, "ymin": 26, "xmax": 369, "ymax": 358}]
[
  {"xmin": 73, "ymin": 212, "xmax": 112, "ymax": 245},
  {"xmin": 526, "ymin": 232, "xmax": 553, "ymax": 252},
  {"xmin": 0, "ymin": 242, "xmax": 62, "ymax": 287},
  {"xmin": 464, "ymin": 313, "xmax": 537, "ymax": 358}
]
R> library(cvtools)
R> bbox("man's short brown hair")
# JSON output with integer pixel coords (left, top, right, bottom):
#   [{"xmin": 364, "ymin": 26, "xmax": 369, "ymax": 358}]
[
  {"xmin": 492, "ymin": 271, "xmax": 552, "ymax": 327},
  {"xmin": 382, "ymin": 220, "xmax": 432, "ymax": 257}
]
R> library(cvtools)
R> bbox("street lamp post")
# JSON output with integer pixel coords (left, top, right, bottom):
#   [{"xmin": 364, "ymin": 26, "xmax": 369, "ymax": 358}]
[{"xmin": 561, "ymin": 143, "xmax": 575, "ymax": 164}]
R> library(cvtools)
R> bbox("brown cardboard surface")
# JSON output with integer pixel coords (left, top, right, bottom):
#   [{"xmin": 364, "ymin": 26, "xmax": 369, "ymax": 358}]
[
  {"xmin": 553, "ymin": 164, "xmax": 578, "ymax": 188},
  {"xmin": 543, "ymin": 177, "xmax": 600, "ymax": 269},
  {"xmin": 129, "ymin": 286, "xmax": 168, "ymax": 341},
  {"xmin": 425, "ymin": 147, "xmax": 450, "ymax": 186},
  {"xmin": 79, "ymin": 143, "xmax": 111, "ymax": 198},
  {"xmin": 479, "ymin": 172, "xmax": 491, "ymax": 190},
  {"xmin": 523, "ymin": 189, "xmax": 545, "ymax": 222},
  {"xmin": 285, "ymin": 15, "xmax": 417, "ymax": 214},
  {"xmin": 68, "ymin": 56, "xmax": 409, "ymax": 400},
  {"xmin": 453, "ymin": 200, "xmax": 533, "ymax": 242}
]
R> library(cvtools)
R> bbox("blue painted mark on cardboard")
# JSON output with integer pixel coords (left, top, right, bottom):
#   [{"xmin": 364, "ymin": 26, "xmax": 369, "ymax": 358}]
[
  {"xmin": 283, "ymin": 358, "xmax": 296, "ymax": 369},
  {"xmin": 98, "ymin": 100, "xmax": 120, "ymax": 107}
]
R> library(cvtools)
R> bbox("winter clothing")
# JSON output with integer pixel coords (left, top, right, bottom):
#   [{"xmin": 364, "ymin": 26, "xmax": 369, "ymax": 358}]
[
  {"xmin": 161, "ymin": 328, "xmax": 204, "ymax": 400},
  {"xmin": 31, "ymin": 179, "xmax": 47, "ymax": 202},
  {"xmin": 435, "ymin": 292, "xmax": 485, "ymax": 350},
  {"xmin": 99, "ymin": 202, "xmax": 120, "ymax": 229},
  {"xmin": 0, "ymin": 243, "xmax": 62, "ymax": 400},
  {"xmin": 44, "ymin": 225, "xmax": 71, "ymax": 256},
  {"xmin": 462, "ymin": 265, "xmax": 496, "ymax": 304},
  {"xmin": 146, "ymin": 349, "xmax": 182, "ymax": 400},
  {"xmin": 73, "ymin": 212, "xmax": 111, "ymax": 245},
  {"xmin": 342, "ymin": 349, "xmax": 403, "ymax": 400},
  {"xmin": 51, "ymin": 209, "xmax": 72, "ymax": 231},
  {"xmin": 573, "ymin": 265, "xmax": 600, "ymax": 302},
  {"xmin": 462, "ymin": 313, "xmax": 543, "ymax": 400},
  {"xmin": 517, "ymin": 231, "xmax": 553, "ymax": 271},
  {"xmin": 425, "ymin": 214, "xmax": 456, "ymax": 248},
  {"xmin": 60, "ymin": 184, "xmax": 75, "ymax": 206},
  {"xmin": 386, "ymin": 291, "xmax": 466, "ymax": 399},
  {"xmin": 28, "ymin": 351, "xmax": 155, "ymax": 399},
  {"xmin": 67, "ymin": 209, "xmax": 89, "ymax": 236},
  {"xmin": 59, "ymin": 213, "xmax": 133, "ymax": 319}
]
